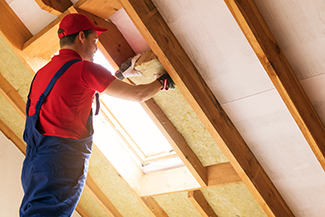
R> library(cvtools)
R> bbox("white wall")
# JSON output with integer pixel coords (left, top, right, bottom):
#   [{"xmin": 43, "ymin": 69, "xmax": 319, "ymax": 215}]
[
  {"xmin": 0, "ymin": 131, "xmax": 24, "ymax": 216},
  {"xmin": 0, "ymin": 131, "xmax": 81, "ymax": 217}
]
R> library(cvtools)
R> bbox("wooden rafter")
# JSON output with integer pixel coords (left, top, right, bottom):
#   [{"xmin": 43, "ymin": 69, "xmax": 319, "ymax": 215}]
[
  {"xmin": 224, "ymin": 0, "xmax": 325, "ymax": 171},
  {"xmin": 21, "ymin": 6, "xmax": 134, "ymax": 71},
  {"xmin": 0, "ymin": 118, "xmax": 26, "ymax": 155},
  {"xmin": 118, "ymin": 0, "xmax": 294, "ymax": 216},
  {"xmin": 85, "ymin": 176, "xmax": 123, "ymax": 217},
  {"xmin": 141, "ymin": 197, "xmax": 169, "ymax": 217},
  {"xmin": 0, "ymin": 0, "xmax": 33, "ymax": 50},
  {"xmin": 0, "ymin": 73, "xmax": 26, "ymax": 118},
  {"xmin": 141, "ymin": 98, "xmax": 208, "ymax": 186},
  {"xmin": 188, "ymin": 190, "xmax": 218, "ymax": 217},
  {"xmin": 35, "ymin": 0, "xmax": 72, "ymax": 16},
  {"xmin": 141, "ymin": 163, "xmax": 242, "ymax": 197},
  {"xmin": 75, "ymin": 0, "xmax": 122, "ymax": 20}
]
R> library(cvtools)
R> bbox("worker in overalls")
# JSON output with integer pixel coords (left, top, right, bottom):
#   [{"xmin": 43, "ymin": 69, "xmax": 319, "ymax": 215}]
[{"xmin": 20, "ymin": 13, "xmax": 175, "ymax": 217}]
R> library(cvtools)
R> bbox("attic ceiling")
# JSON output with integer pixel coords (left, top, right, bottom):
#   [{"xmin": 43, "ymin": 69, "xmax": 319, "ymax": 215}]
[{"xmin": 1, "ymin": 0, "xmax": 325, "ymax": 217}]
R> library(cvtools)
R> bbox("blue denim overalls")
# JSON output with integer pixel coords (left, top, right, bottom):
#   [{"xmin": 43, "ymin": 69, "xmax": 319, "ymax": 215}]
[{"xmin": 20, "ymin": 59, "xmax": 93, "ymax": 217}]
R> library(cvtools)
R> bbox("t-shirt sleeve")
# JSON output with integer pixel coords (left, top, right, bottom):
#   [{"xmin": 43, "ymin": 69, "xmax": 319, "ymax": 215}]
[{"xmin": 81, "ymin": 61, "xmax": 116, "ymax": 92}]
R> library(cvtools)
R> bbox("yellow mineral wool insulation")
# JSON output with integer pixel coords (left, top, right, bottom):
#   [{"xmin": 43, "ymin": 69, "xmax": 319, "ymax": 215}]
[
  {"xmin": 78, "ymin": 188, "xmax": 112, "ymax": 217},
  {"xmin": 0, "ymin": 95, "xmax": 25, "ymax": 141},
  {"xmin": 201, "ymin": 184, "xmax": 267, "ymax": 217},
  {"xmin": 88, "ymin": 148, "xmax": 152, "ymax": 217},
  {"xmin": 0, "ymin": 34, "xmax": 33, "ymax": 102},
  {"xmin": 153, "ymin": 192, "xmax": 202, "ymax": 217},
  {"xmin": 132, "ymin": 53, "xmax": 228, "ymax": 166}
]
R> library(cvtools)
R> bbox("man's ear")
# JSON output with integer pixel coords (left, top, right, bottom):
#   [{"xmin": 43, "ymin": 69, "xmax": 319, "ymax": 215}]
[{"xmin": 77, "ymin": 31, "xmax": 86, "ymax": 43}]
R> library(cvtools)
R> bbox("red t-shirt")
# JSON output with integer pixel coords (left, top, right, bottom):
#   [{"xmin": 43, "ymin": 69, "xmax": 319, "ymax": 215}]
[{"xmin": 28, "ymin": 49, "xmax": 115, "ymax": 139}]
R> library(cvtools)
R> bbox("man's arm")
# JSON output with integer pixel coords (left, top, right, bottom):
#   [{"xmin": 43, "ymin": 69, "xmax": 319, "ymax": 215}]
[{"xmin": 103, "ymin": 79, "xmax": 162, "ymax": 102}]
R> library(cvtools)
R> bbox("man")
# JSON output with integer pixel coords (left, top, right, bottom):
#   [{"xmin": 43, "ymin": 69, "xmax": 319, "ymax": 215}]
[{"xmin": 20, "ymin": 13, "xmax": 174, "ymax": 217}]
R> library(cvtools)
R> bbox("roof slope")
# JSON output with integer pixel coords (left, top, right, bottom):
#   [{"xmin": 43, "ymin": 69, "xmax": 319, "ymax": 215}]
[{"xmin": 1, "ymin": 0, "xmax": 325, "ymax": 216}]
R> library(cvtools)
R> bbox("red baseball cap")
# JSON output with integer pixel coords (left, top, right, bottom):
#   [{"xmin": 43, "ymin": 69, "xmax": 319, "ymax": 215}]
[{"xmin": 58, "ymin": 13, "xmax": 107, "ymax": 39}]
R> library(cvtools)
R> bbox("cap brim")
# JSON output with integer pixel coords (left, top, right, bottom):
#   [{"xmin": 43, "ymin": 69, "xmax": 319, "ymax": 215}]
[{"xmin": 94, "ymin": 26, "xmax": 108, "ymax": 36}]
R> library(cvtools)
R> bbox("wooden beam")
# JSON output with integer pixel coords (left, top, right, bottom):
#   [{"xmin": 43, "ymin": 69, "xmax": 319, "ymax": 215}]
[
  {"xmin": 207, "ymin": 162, "xmax": 242, "ymax": 187},
  {"xmin": 224, "ymin": 0, "xmax": 325, "ymax": 171},
  {"xmin": 119, "ymin": 0, "xmax": 294, "ymax": 216},
  {"xmin": 75, "ymin": 0, "xmax": 122, "ymax": 20},
  {"xmin": 141, "ymin": 197, "xmax": 169, "ymax": 217},
  {"xmin": 22, "ymin": 6, "xmax": 77, "ymax": 71},
  {"xmin": 75, "ymin": 8, "xmax": 135, "ymax": 67},
  {"xmin": 75, "ymin": 205, "xmax": 90, "ymax": 217},
  {"xmin": 134, "ymin": 50, "xmax": 207, "ymax": 186},
  {"xmin": 85, "ymin": 176, "xmax": 123, "ymax": 217},
  {"xmin": 141, "ymin": 163, "xmax": 242, "ymax": 197},
  {"xmin": 0, "ymin": 73, "xmax": 26, "ymax": 118},
  {"xmin": 141, "ymin": 166, "xmax": 201, "ymax": 197},
  {"xmin": 34, "ymin": 0, "xmax": 72, "ymax": 16},
  {"xmin": 0, "ymin": 118, "xmax": 26, "ymax": 154},
  {"xmin": 141, "ymin": 99, "xmax": 208, "ymax": 186},
  {"xmin": 188, "ymin": 190, "xmax": 218, "ymax": 217},
  {"xmin": 0, "ymin": 0, "xmax": 33, "ymax": 49},
  {"xmin": 22, "ymin": 6, "xmax": 133, "ymax": 71}
]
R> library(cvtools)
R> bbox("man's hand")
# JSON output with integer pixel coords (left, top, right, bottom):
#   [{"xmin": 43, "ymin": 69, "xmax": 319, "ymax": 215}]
[
  {"xmin": 157, "ymin": 73, "xmax": 175, "ymax": 90},
  {"xmin": 115, "ymin": 54, "xmax": 142, "ymax": 80}
]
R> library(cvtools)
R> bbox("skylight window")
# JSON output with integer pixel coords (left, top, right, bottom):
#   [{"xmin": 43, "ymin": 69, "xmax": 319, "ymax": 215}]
[{"xmin": 92, "ymin": 50, "xmax": 182, "ymax": 173}]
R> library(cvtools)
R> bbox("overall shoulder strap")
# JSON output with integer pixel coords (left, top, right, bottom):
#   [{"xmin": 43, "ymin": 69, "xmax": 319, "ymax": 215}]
[{"xmin": 26, "ymin": 59, "xmax": 82, "ymax": 116}]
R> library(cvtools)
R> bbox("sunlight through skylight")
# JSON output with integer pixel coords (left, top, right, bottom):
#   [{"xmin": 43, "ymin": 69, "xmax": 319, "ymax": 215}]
[{"xmin": 92, "ymin": 50, "xmax": 181, "ymax": 173}]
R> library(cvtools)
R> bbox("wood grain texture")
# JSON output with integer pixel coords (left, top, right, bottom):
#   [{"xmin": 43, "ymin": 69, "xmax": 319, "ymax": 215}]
[
  {"xmin": 0, "ymin": 0, "xmax": 33, "ymax": 49},
  {"xmin": 141, "ymin": 197, "xmax": 169, "ymax": 217},
  {"xmin": 224, "ymin": 0, "xmax": 325, "ymax": 171},
  {"xmin": 119, "ymin": 0, "xmax": 293, "ymax": 216},
  {"xmin": 188, "ymin": 190, "xmax": 218, "ymax": 217},
  {"xmin": 35, "ymin": 0, "xmax": 72, "ymax": 16}
]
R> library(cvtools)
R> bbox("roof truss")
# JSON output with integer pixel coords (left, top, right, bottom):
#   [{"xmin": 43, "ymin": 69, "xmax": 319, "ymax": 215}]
[{"xmin": 3, "ymin": 0, "xmax": 324, "ymax": 216}]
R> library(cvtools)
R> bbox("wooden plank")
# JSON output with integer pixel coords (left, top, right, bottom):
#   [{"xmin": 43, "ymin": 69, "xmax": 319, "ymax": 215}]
[
  {"xmin": 0, "ymin": 73, "xmax": 26, "ymax": 118},
  {"xmin": 75, "ymin": 205, "xmax": 90, "ymax": 217},
  {"xmin": 141, "ymin": 197, "xmax": 169, "ymax": 217},
  {"xmin": 35, "ymin": 0, "xmax": 72, "ymax": 16},
  {"xmin": 22, "ymin": 6, "xmax": 133, "ymax": 71},
  {"xmin": 75, "ymin": 8, "xmax": 135, "ymax": 66},
  {"xmin": 141, "ymin": 98, "xmax": 208, "ymax": 186},
  {"xmin": 85, "ymin": 176, "xmax": 123, "ymax": 217},
  {"xmin": 188, "ymin": 190, "xmax": 218, "ymax": 217},
  {"xmin": 141, "ymin": 166, "xmax": 201, "ymax": 197},
  {"xmin": 224, "ymin": 0, "xmax": 325, "ymax": 172},
  {"xmin": 207, "ymin": 162, "xmax": 242, "ymax": 187},
  {"xmin": 118, "ymin": 0, "xmax": 294, "ymax": 216},
  {"xmin": 0, "ymin": 0, "xmax": 33, "ymax": 49},
  {"xmin": 22, "ymin": 6, "xmax": 77, "ymax": 71},
  {"xmin": 141, "ymin": 163, "xmax": 242, "ymax": 197},
  {"xmin": 75, "ymin": 0, "xmax": 122, "ymax": 19},
  {"xmin": 0, "ymin": 118, "xmax": 26, "ymax": 154}
]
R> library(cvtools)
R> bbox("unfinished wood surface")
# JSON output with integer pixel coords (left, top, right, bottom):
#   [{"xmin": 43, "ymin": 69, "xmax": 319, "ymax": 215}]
[
  {"xmin": 22, "ymin": 6, "xmax": 77, "ymax": 71},
  {"xmin": 75, "ymin": 0, "xmax": 122, "ymax": 19},
  {"xmin": 0, "ymin": 0, "xmax": 33, "ymax": 50},
  {"xmin": 141, "ymin": 163, "xmax": 241, "ymax": 197},
  {"xmin": 75, "ymin": 205, "xmax": 90, "ymax": 217},
  {"xmin": 0, "ymin": 73, "xmax": 26, "ymax": 118},
  {"xmin": 0, "ymin": 118, "xmax": 26, "ymax": 155},
  {"xmin": 141, "ymin": 98, "xmax": 208, "ymax": 186},
  {"xmin": 224, "ymin": 0, "xmax": 325, "ymax": 172},
  {"xmin": 141, "ymin": 166, "xmax": 201, "ymax": 197},
  {"xmin": 141, "ymin": 197, "xmax": 169, "ymax": 217},
  {"xmin": 207, "ymin": 163, "xmax": 242, "ymax": 187},
  {"xmin": 85, "ymin": 176, "xmax": 123, "ymax": 217},
  {"xmin": 119, "ymin": 0, "xmax": 294, "ymax": 216},
  {"xmin": 188, "ymin": 190, "xmax": 218, "ymax": 217},
  {"xmin": 35, "ymin": 0, "xmax": 73, "ymax": 16}
]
